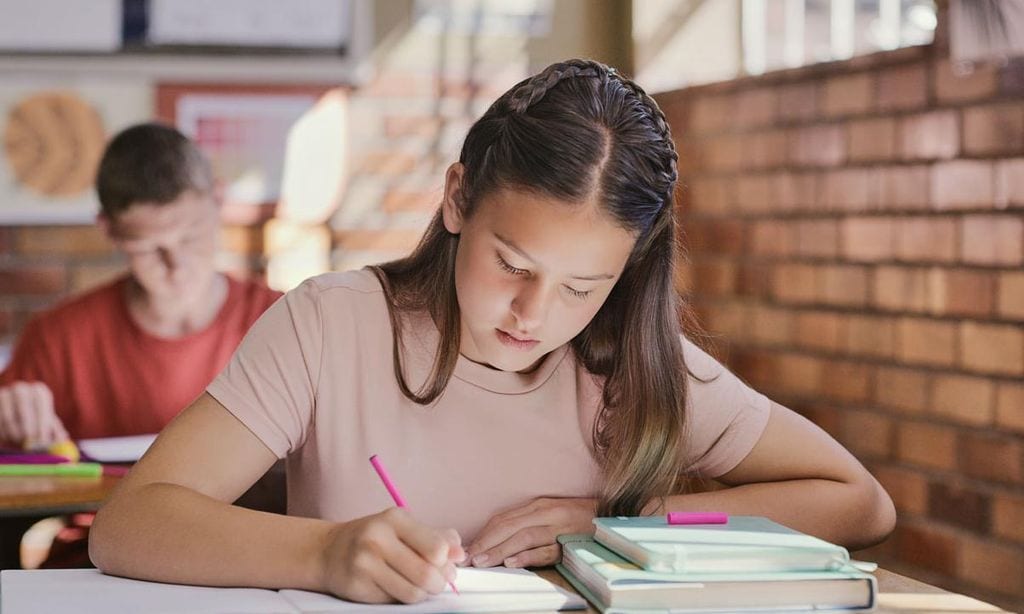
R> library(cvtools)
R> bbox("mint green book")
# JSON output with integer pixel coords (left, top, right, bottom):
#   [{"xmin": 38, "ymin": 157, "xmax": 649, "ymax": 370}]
[
  {"xmin": 557, "ymin": 535, "xmax": 876, "ymax": 613},
  {"xmin": 593, "ymin": 516, "xmax": 850, "ymax": 574}
]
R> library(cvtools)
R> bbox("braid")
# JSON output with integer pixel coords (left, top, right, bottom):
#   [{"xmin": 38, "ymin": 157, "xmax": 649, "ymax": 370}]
[{"xmin": 506, "ymin": 59, "xmax": 608, "ymax": 114}]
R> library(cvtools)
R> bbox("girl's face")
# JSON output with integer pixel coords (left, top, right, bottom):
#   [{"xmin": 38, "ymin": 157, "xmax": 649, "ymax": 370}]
[{"xmin": 442, "ymin": 164, "xmax": 637, "ymax": 373}]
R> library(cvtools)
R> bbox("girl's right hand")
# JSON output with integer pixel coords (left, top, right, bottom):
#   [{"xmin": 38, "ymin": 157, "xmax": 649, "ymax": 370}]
[{"xmin": 320, "ymin": 507, "xmax": 464, "ymax": 604}]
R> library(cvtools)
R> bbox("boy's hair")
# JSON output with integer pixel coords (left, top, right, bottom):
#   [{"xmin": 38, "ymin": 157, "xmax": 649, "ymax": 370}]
[
  {"xmin": 95, "ymin": 122, "xmax": 213, "ymax": 217},
  {"xmin": 374, "ymin": 59, "xmax": 694, "ymax": 517}
]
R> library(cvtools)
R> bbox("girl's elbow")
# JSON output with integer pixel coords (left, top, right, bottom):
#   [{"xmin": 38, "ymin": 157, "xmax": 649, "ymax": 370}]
[{"xmin": 854, "ymin": 478, "xmax": 897, "ymax": 549}]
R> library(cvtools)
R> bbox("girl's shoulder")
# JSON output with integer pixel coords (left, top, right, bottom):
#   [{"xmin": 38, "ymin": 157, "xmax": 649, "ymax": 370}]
[{"xmin": 300, "ymin": 268, "xmax": 383, "ymax": 296}]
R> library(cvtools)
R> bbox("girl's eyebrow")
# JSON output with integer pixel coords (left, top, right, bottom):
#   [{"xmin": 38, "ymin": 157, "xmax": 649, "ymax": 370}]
[{"xmin": 494, "ymin": 233, "xmax": 615, "ymax": 281}]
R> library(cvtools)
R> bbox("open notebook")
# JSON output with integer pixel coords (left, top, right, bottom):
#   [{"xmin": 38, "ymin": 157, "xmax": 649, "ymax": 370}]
[{"xmin": 1, "ymin": 568, "xmax": 586, "ymax": 613}]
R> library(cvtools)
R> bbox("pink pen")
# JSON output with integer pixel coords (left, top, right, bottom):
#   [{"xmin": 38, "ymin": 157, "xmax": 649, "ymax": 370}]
[
  {"xmin": 667, "ymin": 511, "xmax": 729, "ymax": 525},
  {"xmin": 369, "ymin": 454, "xmax": 459, "ymax": 595}
]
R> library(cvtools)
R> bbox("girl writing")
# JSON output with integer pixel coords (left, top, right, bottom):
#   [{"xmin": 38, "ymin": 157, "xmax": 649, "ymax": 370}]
[{"xmin": 91, "ymin": 59, "xmax": 895, "ymax": 605}]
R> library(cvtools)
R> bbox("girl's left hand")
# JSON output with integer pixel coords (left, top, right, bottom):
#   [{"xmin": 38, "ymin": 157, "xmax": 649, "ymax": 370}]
[{"xmin": 463, "ymin": 497, "xmax": 598, "ymax": 568}]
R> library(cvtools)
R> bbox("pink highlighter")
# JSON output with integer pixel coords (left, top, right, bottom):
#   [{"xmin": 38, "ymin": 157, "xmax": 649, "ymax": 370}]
[
  {"xmin": 667, "ymin": 511, "xmax": 729, "ymax": 525},
  {"xmin": 369, "ymin": 454, "xmax": 460, "ymax": 595}
]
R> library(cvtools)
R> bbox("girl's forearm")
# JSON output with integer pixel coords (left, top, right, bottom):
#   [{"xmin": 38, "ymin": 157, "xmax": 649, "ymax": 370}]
[
  {"xmin": 90, "ymin": 482, "xmax": 332, "ymax": 591},
  {"xmin": 652, "ymin": 478, "xmax": 894, "ymax": 550}
]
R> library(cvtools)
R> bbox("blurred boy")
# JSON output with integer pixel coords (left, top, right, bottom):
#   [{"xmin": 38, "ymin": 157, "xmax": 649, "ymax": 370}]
[{"xmin": 0, "ymin": 122, "xmax": 281, "ymax": 448}]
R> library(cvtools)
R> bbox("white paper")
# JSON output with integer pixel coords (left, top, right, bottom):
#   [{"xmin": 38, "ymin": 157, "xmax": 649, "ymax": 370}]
[
  {"xmin": 149, "ymin": 0, "xmax": 349, "ymax": 48},
  {"xmin": 77, "ymin": 434, "xmax": 157, "ymax": 463},
  {"xmin": 1, "ymin": 567, "xmax": 586, "ymax": 614},
  {"xmin": 0, "ymin": 569, "xmax": 297, "ymax": 614},
  {"xmin": 280, "ymin": 568, "xmax": 586, "ymax": 612}
]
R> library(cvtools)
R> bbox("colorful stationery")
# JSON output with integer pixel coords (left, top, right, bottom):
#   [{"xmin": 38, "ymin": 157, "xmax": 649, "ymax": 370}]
[{"xmin": 0, "ymin": 463, "xmax": 103, "ymax": 478}]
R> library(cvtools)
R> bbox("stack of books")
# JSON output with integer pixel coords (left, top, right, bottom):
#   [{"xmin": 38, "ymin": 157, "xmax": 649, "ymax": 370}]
[{"xmin": 556, "ymin": 515, "xmax": 877, "ymax": 613}]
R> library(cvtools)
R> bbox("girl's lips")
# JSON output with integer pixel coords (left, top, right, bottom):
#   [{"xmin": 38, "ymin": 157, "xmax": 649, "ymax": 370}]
[{"xmin": 496, "ymin": 329, "xmax": 540, "ymax": 350}]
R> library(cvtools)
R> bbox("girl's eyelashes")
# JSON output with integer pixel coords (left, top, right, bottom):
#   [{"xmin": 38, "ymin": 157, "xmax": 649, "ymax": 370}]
[
  {"xmin": 495, "ymin": 254, "xmax": 528, "ymax": 276},
  {"xmin": 495, "ymin": 254, "xmax": 592, "ymax": 300}
]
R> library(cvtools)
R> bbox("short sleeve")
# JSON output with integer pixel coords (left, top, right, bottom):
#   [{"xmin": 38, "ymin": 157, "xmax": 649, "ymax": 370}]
[
  {"xmin": 681, "ymin": 336, "xmax": 772, "ymax": 478},
  {"xmin": 207, "ymin": 278, "xmax": 324, "ymax": 458}
]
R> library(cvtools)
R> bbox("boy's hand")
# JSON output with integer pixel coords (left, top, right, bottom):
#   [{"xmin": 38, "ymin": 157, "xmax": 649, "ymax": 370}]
[
  {"xmin": 464, "ymin": 497, "xmax": 597, "ymax": 569},
  {"xmin": 320, "ymin": 507, "xmax": 464, "ymax": 604},
  {"xmin": 0, "ymin": 381, "xmax": 69, "ymax": 449}
]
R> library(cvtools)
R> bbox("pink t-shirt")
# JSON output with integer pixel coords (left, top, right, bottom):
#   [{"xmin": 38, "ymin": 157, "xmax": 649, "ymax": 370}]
[{"xmin": 207, "ymin": 269, "xmax": 771, "ymax": 541}]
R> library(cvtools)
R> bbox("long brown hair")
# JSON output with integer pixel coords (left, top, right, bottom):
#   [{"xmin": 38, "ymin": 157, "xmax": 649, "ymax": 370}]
[{"xmin": 371, "ymin": 59, "xmax": 688, "ymax": 516}]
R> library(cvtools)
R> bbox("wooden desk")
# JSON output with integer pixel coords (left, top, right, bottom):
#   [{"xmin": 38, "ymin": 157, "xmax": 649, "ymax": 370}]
[
  {"xmin": 536, "ymin": 567, "xmax": 1008, "ymax": 613},
  {"xmin": 0, "ymin": 474, "xmax": 119, "ymax": 569},
  {"xmin": 0, "ymin": 477, "xmax": 1006, "ymax": 612}
]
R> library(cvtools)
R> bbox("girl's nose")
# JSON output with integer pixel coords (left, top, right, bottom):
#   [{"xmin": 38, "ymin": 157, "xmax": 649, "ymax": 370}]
[{"xmin": 510, "ymin": 284, "xmax": 548, "ymax": 333}]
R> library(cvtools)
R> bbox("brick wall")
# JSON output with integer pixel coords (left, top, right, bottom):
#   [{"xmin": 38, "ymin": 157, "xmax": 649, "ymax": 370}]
[
  {"xmin": 658, "ymin": 33, "xmax": 1024, "ymax": 613},
  {"xmin": 0, "ymin": 222, "xmax": 269, "ymax": 347}
]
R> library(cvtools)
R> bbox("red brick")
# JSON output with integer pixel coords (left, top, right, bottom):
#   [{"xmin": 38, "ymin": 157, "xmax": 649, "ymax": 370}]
[
  {"xmin": 795, "ymin": 311, "xmax": 845, "ymax": 352},
  {"xmin": 733, "ymin": 174, "xmax": 772, "ymax": 213},
  {"xmin": 819, "ymin": 168, "xmax": 880, "ymax": 211},
  {"xmin": 874, "ymin": 466, "xmax": 928, "ymax": 516},
  {"xmin": 704, "ymin": 301, "xmax": 748, "ymax": 338},
  {"xmin": 777, "ymin": 83, "xmax": 817, "ymax": 122},
  {"xmin": 961, "ymin": 432, "xmax": 1022, "ymax": 484},
  {"xmin": 929, "ymin": 482, "xmax": 992, "ymax": 533},
  {"xmin": 742, "ymin": 130, "xmax": 788, "ymax": 170},
  {"xmin": 734, "ymin": 88, "xmax": 777, "ymax": 129},
  {"xmin": 897, "ymin": 421, "xmax": 957, "ymax": 470},
  {"xmin": 895, "ymin": 523, "xmax": 958, "ymax": 575},
  {"xmin": 877, "ymin": 64, "xmax": 928, "ymax": 111},
  {"xmin": 842, "ymin": 217, "xmax": 894, "ymax": 261},
  {"xmin": 689, "ymin": 94, "xmax": 734, "ymax": 134},
  {"xmin": 333, "ymin": 229, "xmax": 424, "ymax": 251},
  {"xmin": 963, "ymin": 103, "xmax": 1024, "ymax": 155},
  {"xmin": 0, "ymin": 266, "xmax": 66, "ymax": 295},
  {"xmin": 958, "ymin": 536, "xmax": 1024, "ymax": 596},
  {"xmin": 932, "ymin": 269, "xmax": 996, "ymax": 317},
  {"xmin": 931, "ymin": 374, "xmax": 995, "ymax": 426},
  {"xmin": 897, "ymin": 317, "xmax": 957, "ymax": 367},
  {"xmin": 818, "ymin": 265, "xmax": 869, "ymax": 307},
  {"xmin": 960, "ymin": 322, "xmax": 1024, "ymax": 376},
  {"xmin": 383, "ymin": 115, "xmax": 443, "ymax": 139},
  {"xmin": 821, "ymin": 73, "xmax": 873, "ymax": 117},
  {"xmin": 685, "ymin": 219, "xmax": 746, "ymax": 256},
  {"xmin": 839, "ymin": 408, "xmax": 890, "ymax": 458},
  {"xmin": 961, "ymin": 215, "xmax": 1024, "ymax": 266},
  {"xmin": 358, "ymin": 151, "xmax": 419, "ymax": 175},
  {"xmin": 874, "ymin": 266, "xmax": 928, "ymax": 312},
  {"xmin": 771, "ymin": 172, "xmax": 818, "ymax": 211},
  {"xmin": 789, "ymin": 125, "xmax": 846, "ymax": 167},
  {"xmin": 774, "ymin": 353, "xmax": 823, "ymax": 397},
  {"xmin": 69, "ymin": 264, "xmax": 125, "ymax": 294},
  {"xmin": 993, "ymin": 492, "xmax": 1024, "ymax": 543},
  {"xmin": 381, "ymin": 189, "xmax": 442, "ymax": 213},
  {"xmin": 997, "ymin": 383, "xmax": 1024, "ymax": 434},
  {"xmin": 685, "ymin": 177, "xmax": 732, "ymax": 215},
  {"xmin": 798, "ymin": 404, "xmax": 841, "ymax": 439},
  {"xmin": 736, "ymin": 262, "xmax": 773, "ymax": 299},
  {"xmin": 900, "ymin": 111, "xmax": 959, "ymax": 160},
  {"xmin": 999, "ymin": 271, "xmax": 1024, "ymax": 319},
  {"xmin": 691, "ymin": 259, "xmax": 737, "ymax": 296},
  {"xmin": 821, "ymin": 360, "xmax": 873, "ymax": 404},
  {"xmin": 848, "ymin": 118, "xmax": 897, "ymax": 162},
  {"xmin": 875, "ymin": 367, "xmax": 929, "ymax": 414},
  {"xmin": 795, "ymin": 220, "xmax": 838, "ymax": 258},
  {"xmin": 931, "ymin": 160, "xmax": 995, "ymax": 210},
  {"xmin": 880, "ymin": 165, "xmax": 930, "ymax": 210},
  {"xmin": 773, "ymin": 263, "xmax": 818, "ymax": 305},
  {"xmin": 704, "ymin": 134, "xmax": 744, "ymax": 172},
  {"xmin": 13, "ymin": 226, "xmax": 113, "ymax": 257},
  {"xmin": 845, "ymin": 315, "xmax": 896, "ymax": 359},
  {"xmin": 934, "ymin": 58, "xmax": 1001, "ymax": 103},
  {"xmin": 750, "ymin": 221, "xmax": 794, "ymax": 257},
  {"xmin": 896, "ymin": 217, "xmax": 957, "ymax": 263},
  {"xmin": 995, "ymin": 158, "xmax": 1024, "ymax": 208},
  {"xmin": 749, "ymin": 305, "xmax": 793, "ymax": 346}
]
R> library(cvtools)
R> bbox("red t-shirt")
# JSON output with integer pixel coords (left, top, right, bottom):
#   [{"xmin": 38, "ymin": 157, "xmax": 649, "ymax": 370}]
[{"xmin": 0, "ymin": 274, "xmax": 281, "ymax": 439}]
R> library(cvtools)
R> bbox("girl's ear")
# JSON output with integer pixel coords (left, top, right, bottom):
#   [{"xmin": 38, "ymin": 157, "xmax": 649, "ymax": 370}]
[{"xmin": 441, "ymin": 162, "xmax": 466, "ymax": 234}]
